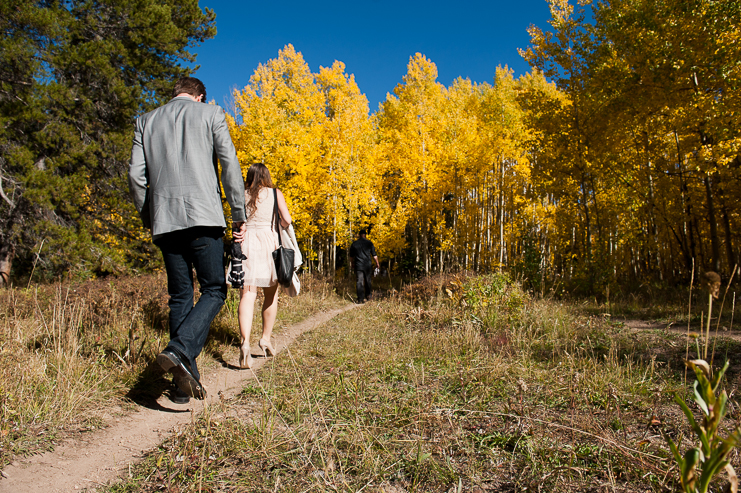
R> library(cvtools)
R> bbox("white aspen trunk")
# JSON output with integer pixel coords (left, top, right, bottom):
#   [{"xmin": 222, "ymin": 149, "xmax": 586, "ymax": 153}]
[
  {"xmin": 453, "ymin": 167, "xmax": 461, "ymax": 265},
  {"xmin": 412, "ymin": 221, "xmax": 420, "ymax": 267},
  {"xmin": 422, "ymin": 218, "xmax": 429, "ymax": 274},
  {"xmin": 480, "ymin": 172, "xmax": 485, "ymax": 271},
  {"xmin": 332, "ymin": 223, "xmax": 336, "ymax": 278},
  {"xmin": 498, "ymin": 159, "xmax": 505, "ymax": 272},
  {"xmin": 309, "ymin": 236, "xmax": 313, "ymax": 274},
  {"xmin": 473, "ymin": 186, "xmax": 480, "ymax": 271},
  {"xmin": 348, "ymin": 214, "xmax": 353, "ymax": 279},
  {"xmin": 570, "ymin": 226, "xmax": 576, "ymax": 278},
  {"xmin": 0, "ymin": 243, "xmax": 13, "ymax": 287},
  {"xmin": 540, "ymin": 224, "xmax": 548, "ymax": 296},
  {"xmin": 330, "ymin": 156, "xmax": 337, "ymax": 278},
  {"xmin": 487, "ymin": 186, "xmax": 493, "ymax": 263}
]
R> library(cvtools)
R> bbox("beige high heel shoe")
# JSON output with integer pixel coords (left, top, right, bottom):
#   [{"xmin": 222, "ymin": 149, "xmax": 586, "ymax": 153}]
[
  {"xmin": 239, "ymin": 342, "xmax": 254, "ymax": 369},
  {"xmin": 258, "ymin": 338, "xmax": 275, "ymax": 357}
]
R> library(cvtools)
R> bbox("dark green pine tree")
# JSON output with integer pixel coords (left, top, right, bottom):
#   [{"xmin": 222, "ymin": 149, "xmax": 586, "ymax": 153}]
[{"xmin": 0, "ymin": 0, "xmax": 216, "ymax": 285}]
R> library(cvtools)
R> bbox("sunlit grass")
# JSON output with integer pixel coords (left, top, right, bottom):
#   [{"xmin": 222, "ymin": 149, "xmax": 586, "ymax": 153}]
[
  {"xmin": 0, "ymin": 272, "xmax": 344, "ymax": 467},
  {"xmin": 104, "ymin": 274, "xmax": 741, "ymax": 492}
]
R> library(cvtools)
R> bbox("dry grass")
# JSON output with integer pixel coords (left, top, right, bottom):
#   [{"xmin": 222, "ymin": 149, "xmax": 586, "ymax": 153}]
[
  {"xmin": 0, "ymin": 275, "xmax": 169, "ymax": 464},
  {"xmin": 103, "ymin": 274, "xmax": 741, "ymax": 492},
  {"xmin": 0, "ymin": 272, "xmax": 344, "ymax": 467}
]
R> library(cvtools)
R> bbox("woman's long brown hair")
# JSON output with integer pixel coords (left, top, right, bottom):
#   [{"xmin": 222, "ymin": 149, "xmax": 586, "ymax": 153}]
[{"xmin": 244, "ymin": 163, "xmax": 275, "ymax": 218}]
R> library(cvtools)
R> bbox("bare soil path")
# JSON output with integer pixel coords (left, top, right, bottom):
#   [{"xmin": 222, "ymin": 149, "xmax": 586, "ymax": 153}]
[
  {"xmin": 619, "ymin": 318, "xmax": 741, "ymax": 341},
  {"xmin": 0, "ymin": 304, "xmax": 357, "ymax": 493}
]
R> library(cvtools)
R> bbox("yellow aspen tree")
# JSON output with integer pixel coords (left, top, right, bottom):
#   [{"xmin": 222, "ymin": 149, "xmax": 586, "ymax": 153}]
[
  {"xmin": 228, "ymin": 45, "xmax": 326, "ymax": 259},
  {"xmin": 522, "ymin": 0, "xmax": 741, "ymax": 286},
  {"xmin": 437, "ymin": 77, "xmax": 481, "ymax": 272},
  {"xmin": 315, "ymin": 61, "xmax": 380, "ymax": 275},
  {"xmin": 477, "ymin": 68, "xmax": 533, "ymax": 274},
  {"xmin": 594, "ymin": 0, "xmax": 741, "ymax": 276},
  {"xmin": 520, "ymin": 0, "xmax": 630, "ymax": 292},
  {"xmin": 377, "ymin": 53, "xmax": 446, "ymax": 273}
]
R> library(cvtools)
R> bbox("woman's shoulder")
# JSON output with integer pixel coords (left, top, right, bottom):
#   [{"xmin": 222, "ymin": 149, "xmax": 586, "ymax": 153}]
[{"xmin": 246, "ymin": 187, "xmax": 271, "ymax": 198}]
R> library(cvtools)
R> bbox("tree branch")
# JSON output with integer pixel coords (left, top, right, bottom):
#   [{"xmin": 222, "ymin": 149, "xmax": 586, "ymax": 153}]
[{"xmin": 0, "ymin": 173, "xmax": 16, "ymax": 208}]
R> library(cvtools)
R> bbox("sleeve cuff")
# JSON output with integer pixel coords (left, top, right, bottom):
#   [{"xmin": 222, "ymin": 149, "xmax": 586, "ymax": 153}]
[{"xmin": 231, "ymin": 208, "xmax": 247, "ymax": 222}]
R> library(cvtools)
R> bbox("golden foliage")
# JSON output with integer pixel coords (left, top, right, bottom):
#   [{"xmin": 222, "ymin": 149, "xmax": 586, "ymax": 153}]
[{"xmin": 225, "ymin": 4, "xmax": 741, "ymax": 289}]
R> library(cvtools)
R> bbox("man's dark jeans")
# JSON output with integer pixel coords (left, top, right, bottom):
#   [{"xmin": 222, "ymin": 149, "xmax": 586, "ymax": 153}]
[
  {"xmin": 355, "ymin": 268, "xmax": 373, "ymax": 303},
  {"xmin": 155, "ymin": 227, "xmax": 226, "ymax": 381}
]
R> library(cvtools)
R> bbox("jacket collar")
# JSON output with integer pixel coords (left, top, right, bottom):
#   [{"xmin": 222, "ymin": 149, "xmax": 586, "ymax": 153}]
[{"xmin": 169, "ymin": 95, "xmax": 199, "ymax": 103}]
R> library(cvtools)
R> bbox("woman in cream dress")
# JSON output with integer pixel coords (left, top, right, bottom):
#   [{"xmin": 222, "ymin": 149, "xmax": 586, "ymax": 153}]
[{"xmin": 232, "ymin": 163, "xmax": 292, "ymax": 368}]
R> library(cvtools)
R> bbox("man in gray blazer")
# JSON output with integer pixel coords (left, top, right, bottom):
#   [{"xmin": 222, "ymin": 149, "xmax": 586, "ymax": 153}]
[{"xmin": 129, "ymin": 77, "xmax": 246, "ymax": 401}]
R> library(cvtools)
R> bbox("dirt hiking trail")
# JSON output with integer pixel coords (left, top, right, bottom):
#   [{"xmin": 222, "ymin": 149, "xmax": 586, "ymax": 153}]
[
  {"xmin": 0, "ymin": 304, "xmax": 358, "ymax": 493},
  {"xmin": 620, "ymin": 318, "xmax": 741, "ymax": 341}
]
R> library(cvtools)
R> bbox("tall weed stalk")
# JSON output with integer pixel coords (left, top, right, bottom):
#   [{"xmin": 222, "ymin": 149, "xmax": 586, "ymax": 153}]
[{"xmin": 666, "ymin": 359, "xmax": 741, "ymax": 493}]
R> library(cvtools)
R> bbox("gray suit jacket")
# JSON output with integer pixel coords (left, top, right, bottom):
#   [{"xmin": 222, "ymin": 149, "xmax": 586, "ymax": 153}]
[{"xmin": 129, "ymin": 96, "xmax": 246, "ymax": 239}]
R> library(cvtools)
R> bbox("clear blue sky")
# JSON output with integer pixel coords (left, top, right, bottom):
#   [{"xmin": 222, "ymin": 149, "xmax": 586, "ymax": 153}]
[{"xmin": 193, "ymin": 0, "xmax": 554, "ymax": 112}]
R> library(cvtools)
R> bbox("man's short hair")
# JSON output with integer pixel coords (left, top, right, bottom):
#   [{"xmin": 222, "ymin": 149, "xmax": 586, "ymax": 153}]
[
  {"xmin": 358, "ymin": 229, "xmax": 367, "ymax": 236},
  {"xmin": 173, "ymin": 77, "xmax": 206, "ymax": 101}
]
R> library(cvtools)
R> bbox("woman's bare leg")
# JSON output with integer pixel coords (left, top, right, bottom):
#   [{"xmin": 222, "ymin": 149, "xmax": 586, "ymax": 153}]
[
  {"xmin": 238, "ymin": 286, "xmax": 258, "ymax": 342},
  {"xmin": 238, "ymin": 286, "xmax": 257, "ymax": 367},
  {"xmin": 259, "ymin": 283, "xmax": 279, "ymax": 355}
]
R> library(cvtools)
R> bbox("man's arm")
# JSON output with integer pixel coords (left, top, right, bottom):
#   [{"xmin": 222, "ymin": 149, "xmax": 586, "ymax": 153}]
[
  {"xmin": 128, "ymin": 118, "xmax": 151, "ymax": 228},
  {"xmin": 212, "ymin": 107, "xmax": 246, "ymax": 224}
]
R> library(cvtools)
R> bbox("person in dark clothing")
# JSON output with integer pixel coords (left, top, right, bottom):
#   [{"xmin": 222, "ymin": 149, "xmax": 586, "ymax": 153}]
[
  {"xmin": 349, "ymin": 230, "xmax": 380, "ymax": 303},
  {"xmin": 129, "ymin": 77, "xmax": 246, "ymax": 402}
]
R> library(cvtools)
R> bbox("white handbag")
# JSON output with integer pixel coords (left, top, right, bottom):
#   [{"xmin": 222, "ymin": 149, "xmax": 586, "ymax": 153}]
[
  {"xmin": 286, "ymin": 272, "xmax": 301, "ymax": 297},
  {"xmin": 279, "ymin": 224, "xmax": 302, "ymax": 297},
  {"xmin": 279, "ymin": 224, "xmax": 302, "ymax": 269}
]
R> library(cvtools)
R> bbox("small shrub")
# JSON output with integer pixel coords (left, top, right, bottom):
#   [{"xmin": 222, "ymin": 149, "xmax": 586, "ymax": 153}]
[{"xmin": 457, "ymin": 273, "xmax": 526, "ymax": 312}]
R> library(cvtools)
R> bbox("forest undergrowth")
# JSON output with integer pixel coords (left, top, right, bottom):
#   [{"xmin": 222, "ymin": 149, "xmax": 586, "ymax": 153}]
[{"xmin": 101, "ymin": 273, "xmax": 741, "ymax": 492}]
